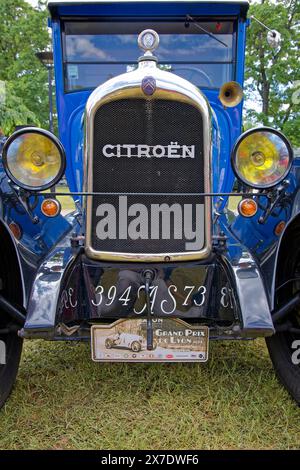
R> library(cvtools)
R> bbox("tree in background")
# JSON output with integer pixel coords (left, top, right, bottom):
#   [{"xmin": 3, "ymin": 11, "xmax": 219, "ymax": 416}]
[
  {"xmin": 245, "ymin": 0, "xmax": 300, "ymax": 146},
  {"xmin": 0, "ymin": 0, "xmax": 50, "ymax": 134}
]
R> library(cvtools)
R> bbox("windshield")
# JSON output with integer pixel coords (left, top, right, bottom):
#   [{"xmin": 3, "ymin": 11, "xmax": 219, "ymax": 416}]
[{"xmin": 63, "ymin": 20, "xmax": 236, "ymax": 92}]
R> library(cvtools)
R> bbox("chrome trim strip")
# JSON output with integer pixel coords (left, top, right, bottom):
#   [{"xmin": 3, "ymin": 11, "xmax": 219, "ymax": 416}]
[
  {"xmin": 84, "ymin": 59, "xmax": 212, "ymax": 262},
  {"xmin": 24, "ymin": 235, "xmax": 77, "ymax": 334}
]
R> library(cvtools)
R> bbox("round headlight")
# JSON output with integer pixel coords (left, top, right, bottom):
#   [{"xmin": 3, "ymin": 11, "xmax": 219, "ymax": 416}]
[
  {"xmin": 2, "ymin": 128, "xmax": 66, "ymax": 191},
  {"xmin": 231, "ymin": 127, "xmax": 293, "ymax": 189}
]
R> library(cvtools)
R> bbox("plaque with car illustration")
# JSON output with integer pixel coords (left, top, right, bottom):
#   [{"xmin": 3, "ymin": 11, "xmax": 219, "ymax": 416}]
[{"xmin": 91, "ymin": 318, "xmax": 209, "ymax": 362}]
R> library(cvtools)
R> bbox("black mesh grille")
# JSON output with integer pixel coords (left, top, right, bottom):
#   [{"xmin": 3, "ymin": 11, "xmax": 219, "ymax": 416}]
[{"xmin": 90, "ymin": 98, "xmax": 205, "ymax": 255}]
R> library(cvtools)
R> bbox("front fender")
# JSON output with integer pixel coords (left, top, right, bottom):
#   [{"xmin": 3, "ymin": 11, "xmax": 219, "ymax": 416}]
[{"xmin": 0, "ymin": 164, "xmax": 75, "ymax": 306}]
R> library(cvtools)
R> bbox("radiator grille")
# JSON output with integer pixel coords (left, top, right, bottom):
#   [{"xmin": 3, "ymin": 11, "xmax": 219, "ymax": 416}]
[{"xmin": 90, "ymin": 98, "xmax": 205, "ymax": 255}]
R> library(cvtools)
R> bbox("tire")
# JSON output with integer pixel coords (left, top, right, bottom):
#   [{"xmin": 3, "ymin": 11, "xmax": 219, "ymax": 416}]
[
  {"xmin": 0, "ymin": 332, "xmax": 23, "ymax": 408},
  {"xmin": 266, "ymin": 229, "xmax": 300, "ymax": 404},
  {"xmin": 131, "ymin": 341, "xmax": 141, "ymax": 353},
  {"xmin": 266, "ymin": 332, "xmax": 300, "ymax": 404},
  {"xmin": 0, "ymin": 226, "xmax": 24, "ymax": 408}
]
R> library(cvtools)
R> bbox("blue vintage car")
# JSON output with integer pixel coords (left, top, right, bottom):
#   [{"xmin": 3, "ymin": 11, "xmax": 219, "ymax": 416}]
[{"xmin": 1, "ymin": 0, "xmax": 300, "ymax": 406}]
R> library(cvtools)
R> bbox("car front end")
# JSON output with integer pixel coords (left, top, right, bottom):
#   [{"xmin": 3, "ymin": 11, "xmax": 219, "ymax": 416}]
[{"xmin": 1, "ymin": 0, "xmax": 300, "ymax": 404}]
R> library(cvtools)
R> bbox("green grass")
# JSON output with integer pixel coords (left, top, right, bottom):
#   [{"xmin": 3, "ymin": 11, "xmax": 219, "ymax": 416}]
[
  {"xmin": 0, "ymin": 339, "xmax": 299, "ymax": 450},
  {"xmin": 55, "ymin": 186, "xmax": 76, "ymax": 213},
  {"xmin": 228, "ymin": 196, "xmax": 241, "ymax": 213}
]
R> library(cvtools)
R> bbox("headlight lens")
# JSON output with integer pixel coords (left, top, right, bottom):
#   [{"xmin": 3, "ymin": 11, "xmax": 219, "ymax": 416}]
[
  {"xmin": 232, "ymin": 128, "xmax": 293, "ymax": 189},
  {"xmin": 2, "ymin": 128, "xmax": 66, "ymax": 191}
]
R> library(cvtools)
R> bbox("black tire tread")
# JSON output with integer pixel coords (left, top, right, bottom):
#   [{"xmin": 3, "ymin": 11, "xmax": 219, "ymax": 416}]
[{"xmin": 266, "ymin": 226, "xmax": 300, "ymax": 405}]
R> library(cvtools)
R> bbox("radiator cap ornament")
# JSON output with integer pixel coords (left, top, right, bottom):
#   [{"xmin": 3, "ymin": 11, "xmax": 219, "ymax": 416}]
[{"xmin": 138, "ymin": 29, "xmax": 160, "ymax": 54}]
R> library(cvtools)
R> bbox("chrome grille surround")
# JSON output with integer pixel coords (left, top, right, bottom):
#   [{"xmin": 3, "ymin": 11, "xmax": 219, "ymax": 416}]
[{"xmin": 84, "ymin": 59, "xmax": 212, "ymax": 262}]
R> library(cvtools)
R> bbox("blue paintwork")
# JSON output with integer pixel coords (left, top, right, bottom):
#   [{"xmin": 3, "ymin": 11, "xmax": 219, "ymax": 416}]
[
  {"xmin": 0, "ymin": 158, "xmax": 73, "ymax": 305},
  {"xmin": 0, "ymin": 161, "xmax": 71, "ymax": 253},
  {"xmin": 51, "ymin": 2, "xmax": 246, "ymax": 18},
  {"xmin": 50, "ymin": 2, "xmax": 247, "ymax": 194},
  {"xmin": 1, "ymin": 1, "xmax": 300, "ymax": 340}
]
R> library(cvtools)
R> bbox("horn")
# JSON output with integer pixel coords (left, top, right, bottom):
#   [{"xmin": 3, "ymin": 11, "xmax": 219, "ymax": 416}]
[{"xmin": 219, "ymin": 81, "xmax": 244, "ymax": 108}]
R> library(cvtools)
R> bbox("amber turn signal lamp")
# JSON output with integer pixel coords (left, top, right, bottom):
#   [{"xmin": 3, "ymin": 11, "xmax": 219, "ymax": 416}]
[
  {"xmin": 9, "ymin": 222, "xmax": 22, "ymax": 240},
  {"xmin": 274, "ymin": 221, "xmax": 286, "ymax": 236},
  {"xmin": 41, "ymin": 198, "xmax": 61, "ymax": 218},
  {"xmin": 238, "ymin": 198, "xmax": 258, "ymax": 218}
]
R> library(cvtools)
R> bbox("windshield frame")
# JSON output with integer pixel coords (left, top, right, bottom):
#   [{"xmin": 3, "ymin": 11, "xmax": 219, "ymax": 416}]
[{"xmin": 61, "ymin": 16, "xmax": 238, "ymax": 94}]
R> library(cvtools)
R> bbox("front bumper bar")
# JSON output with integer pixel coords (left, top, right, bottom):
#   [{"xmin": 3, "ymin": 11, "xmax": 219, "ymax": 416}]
[{"xmin": 19, "ymin": 230, "xmax": 277, "ymax": 340}]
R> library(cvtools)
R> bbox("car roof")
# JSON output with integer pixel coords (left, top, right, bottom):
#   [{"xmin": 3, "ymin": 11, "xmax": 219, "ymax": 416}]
[{"xmin": 48, "ymin": 0, "xmax": 250, "ymax": 11}]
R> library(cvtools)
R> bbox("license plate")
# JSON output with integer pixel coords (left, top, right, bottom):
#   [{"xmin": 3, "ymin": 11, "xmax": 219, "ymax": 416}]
[{"xmin": 91, "ymin": 318, "xmax": 209, "ymax": 362}]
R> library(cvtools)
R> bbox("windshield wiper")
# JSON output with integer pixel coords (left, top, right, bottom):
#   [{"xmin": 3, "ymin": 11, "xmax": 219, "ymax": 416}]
[{"xmin": 185, "ymin": 15, "xmax": 228, "ymax": 48}]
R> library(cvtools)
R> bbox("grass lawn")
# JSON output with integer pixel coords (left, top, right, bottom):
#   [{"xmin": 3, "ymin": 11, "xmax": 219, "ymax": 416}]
[
  {"xmin": 55, "ymin": 185, "xmax": 76, "ymax": 213},
  {"xmin": 227, "ymin": 196, "xmax": 241, "ymax": 213},
  {"xmin": 0, "ymin": 338, "xmax": 299, "ymax": 450}
]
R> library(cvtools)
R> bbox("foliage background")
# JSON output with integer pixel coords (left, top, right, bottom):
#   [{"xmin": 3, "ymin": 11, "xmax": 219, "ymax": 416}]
[
  {"xmin": 0, "ymin": 0, "xmax": 299, "ymax": 145},
  {"xmin": 0, "ymin": 0, "xmax": 49, "ymax": 135},
  {"xmin": 245, "ymin": 0, "xmax": 300, "ymax": 146}
]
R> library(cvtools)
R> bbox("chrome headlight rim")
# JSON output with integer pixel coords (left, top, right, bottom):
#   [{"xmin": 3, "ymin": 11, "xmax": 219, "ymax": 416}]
[
  {"xmin": 2, "ymin": 127, "xmax": 66, "ymax": 192},
  {"xmin": 231, "ymin": 126, "xmax": 294, "ymax": 190}
]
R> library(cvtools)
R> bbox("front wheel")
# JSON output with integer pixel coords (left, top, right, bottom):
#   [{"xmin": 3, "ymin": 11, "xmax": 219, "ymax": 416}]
[
  {"xmin": 0, "ymin": 331, "xmax": 23, "ymax": 408},
  {"xmin": 0, "ymin": 228, "xmax": 24, "ymax": 408},
  {"xmin": 266, "ymin": 332, "xmax": 300, "ymax": 404},
  {"xmin": 266, "ymin": 228, "xmax": 300, "ymax": 404}
]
